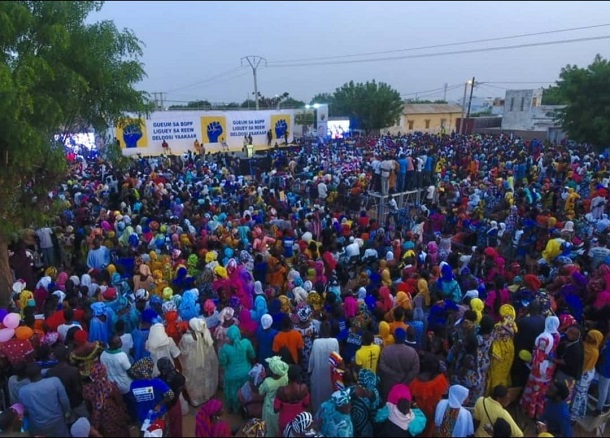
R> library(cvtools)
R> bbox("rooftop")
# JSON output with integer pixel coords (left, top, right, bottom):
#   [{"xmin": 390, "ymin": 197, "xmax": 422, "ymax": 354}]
[{"xmin": 403, "ymin": 103, "xmax": 464, "ymax": 115}]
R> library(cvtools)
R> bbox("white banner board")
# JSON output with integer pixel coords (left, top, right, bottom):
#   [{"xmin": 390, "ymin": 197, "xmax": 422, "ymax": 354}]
[{"xmin": 116, "ymin": 109, "xmax": 295, "ymax": 156}]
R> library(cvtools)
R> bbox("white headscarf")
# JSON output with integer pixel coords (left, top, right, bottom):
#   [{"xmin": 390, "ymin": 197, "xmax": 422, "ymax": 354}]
[
  {"xmin": 36, "ymin": 276, "xmax": 52, "ymax": 291},
  {"xmin": 448, "ymin": 384, "xmax": 469, "ymax": 408},
  {"xmin": 189, "ymin": 317, "xmax": 213, "ymax": 348},
  {"xmin": 146, "ymin": 323, "xmax": 170, "ymax": 351}
]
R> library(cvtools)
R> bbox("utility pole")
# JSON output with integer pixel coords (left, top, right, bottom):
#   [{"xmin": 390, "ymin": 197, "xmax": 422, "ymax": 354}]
[
  {"xmin": 460, "ymin": 82, "xmax": 468, "ymax": 134},
  {"xmin": 466, "ymin": 76, "xmax": 476, "ymax": 122},
  {"xmin": 241, "ymin": 56, "xmax": 267, "ymax": 110},
  {"xmin": 443, "ymin": 83, "xmax": 448, "ymax": 102}
]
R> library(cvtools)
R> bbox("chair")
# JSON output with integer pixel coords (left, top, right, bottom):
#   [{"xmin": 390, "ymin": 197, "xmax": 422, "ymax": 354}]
[{"xmin": 574, "ymin": 410, "xmax": 610, "ymax": 437}]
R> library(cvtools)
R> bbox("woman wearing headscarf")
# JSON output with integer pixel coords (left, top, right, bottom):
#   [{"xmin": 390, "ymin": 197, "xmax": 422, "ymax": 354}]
[
  {"xmin": 435, "ymin": 263, "xmax": 462, "ymax": 303},
  {"xmin": 308, "ymin": 321, "xmax": 339, "ymax": 413},
  {"xmin": 274, "ymin": 364, "xmax": 310, "ymax": 435},
  {"xmin": 195, "ymin": 398, "xmax": 231, "ymax": 437},
  {"xmin": 128, "ymin": 357, "xmax": 174, "ymax": 429},
  {"xmin": 251, "ymin": 281, "xmax": 268, "ymax": 324},
  {"xmin": 179, "ymin": 318, "xmax": 219, "ymax": 406},
  {"xmin": 376, "ymin": 321, "xmax": 394, "ymax": 348},
  {"xmin": 486, "ymin": 304, "xmax": 517, "ymax": 395},
  {"xmin": 219, "ymin": 324, "xmax": 255, "ymax": 413},
  {"xmin": 89, "ymin": 302, "xmax": 110, "ymax": 346},
  {"xmin": 434, "ymin": 384, "xmax": 474, "ymax": 437},
  {"xmin": 145, "ymin": 323, "xmax": 181, "ymax": 377},
  {"xmin": 469, "ymin": 298, "xmax": 484, "ymax": 325},
  {"xmin": 70, "ymin": 329, "xmax": 104, "ymax": 378},
  {"xmin": 82, "ymin": 362, "xmax": 131, "ymax": 437},
  {"xmin": 258, "ymin": 355, "xmax": 289, "ymax": 437},
  {"xmin": 315, "ymin": 389, "xmax": 354, "ymax": 437},
  {"xmin": 293, "ymin": 304, "xmax": 317, "ymax": 386},
  {"xmin": 350, "ymin": 368, "xmax": 380, "ymax": 437},
  {"xmin": 283, "ymin": 411, "xmax": 320, "ymax": 437},
  {"xmin": 410, "ymin": 354, "xmax": 449, "ymax": 437},
  {"xmin": 520, "ymin": 315, "xmax": 560, "ymax": 419},
  {"xmin": 213, "ymin": 306, "xmax": 239, "ymax": 354},
  {"xmin": 157, "ymin": 357, "xmax": 186, "ymax": 438},
  {"xmin": 379, "ymin": 383, "xmax": 424, "ymax": 437},
  {"xmin": 133, "ymin": 263, "xmax": 155, "ymax": 293},
  {"xmin": 571, "ymin": 329, "xmax": 603, "ymax": 419}
]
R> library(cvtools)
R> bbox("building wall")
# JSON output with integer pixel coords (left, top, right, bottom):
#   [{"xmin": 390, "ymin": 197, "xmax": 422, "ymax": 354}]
[
  {"xmin": 400, "ymin": 112, "xmax": 462, "ymax": 133},
  {"xmin": 501, "ymin": 89, "xmax": 543, "ymax": 131}
]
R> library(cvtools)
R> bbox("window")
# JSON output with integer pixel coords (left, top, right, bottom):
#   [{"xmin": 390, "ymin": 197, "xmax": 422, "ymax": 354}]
[
  {"xmin": 425, "ymin": 119, "xmax": 431, "ymax": 129},
  {"xmin": 520, "ymin": 97, "xmax": 525, "ymax": 111},
  {"xmin": 408, "ymin": 120, "xmax": 414, "ymax": 130},
  {"xmin": 509, "ymin": 97, "xmax": 514, "ymax": 112},
  {"xmin": 532, "ymin": 97, "xmax": 538, "ymax": 107},
  {"xmin": 440, "ymin": 118, "xmax": 447, "ymax": 128}
]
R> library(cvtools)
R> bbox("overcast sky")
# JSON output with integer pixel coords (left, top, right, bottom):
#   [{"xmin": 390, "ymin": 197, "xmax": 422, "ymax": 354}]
[{"xmin": 91, "ymin": 1, "xmax": 610, "ymax": 105}]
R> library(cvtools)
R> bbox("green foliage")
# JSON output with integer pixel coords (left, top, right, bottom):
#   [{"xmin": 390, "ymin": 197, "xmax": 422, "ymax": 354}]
[
  {"xmin": 168, "ymin": 100, "xmax": 212, "ymax": 110},
  {"xmin": 541, "ymin": 86, "xmax": 567, "ymax": 105},
  {"xmin": 104, "ymin": 139, "xmax": 133, "ymax": 171},
  {"xmin": 295, "ymin": 111, "xmax": 315, "ymax": 125},
  {"xmin": 554, "ymin": 54, "xmax": 610, "ymax": 151},
  {"xmin": 280, "ymin": 97, "xmax": 305, "ymax": 109},
  {"xmin": 0, "ymin": 0, "xmax": 151, "ymax": 235},
  {"xmin": 329, "ymin": 80, "xmax": 403, "ymax": 133}
]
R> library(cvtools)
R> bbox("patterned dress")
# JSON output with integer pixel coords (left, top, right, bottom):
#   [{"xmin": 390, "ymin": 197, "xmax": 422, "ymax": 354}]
[{"xmin": 294, "ymin": 321, "xmax": 317, "ymax": 386}]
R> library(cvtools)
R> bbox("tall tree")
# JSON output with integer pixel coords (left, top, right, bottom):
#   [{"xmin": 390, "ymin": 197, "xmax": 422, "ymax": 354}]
[
  {"xmin": 541, "ymin": 86, "xmax": 567, "ymax": 105},
  {"xmin": 554, "ymin": 54, "xmax": 610, "ymax": 151},
  {"xmin": 0, "ymin": 1, "xmax": 151, "ymax": 305},
  {"xmin": 331, "ymin": 80, "xmax": 403, "ymax": 133}
]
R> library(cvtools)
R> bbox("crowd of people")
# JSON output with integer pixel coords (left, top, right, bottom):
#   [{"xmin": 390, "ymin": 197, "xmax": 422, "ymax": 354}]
[{"xmin": 3, "ymin": 131, "xmax": 610, "ymax": 437}]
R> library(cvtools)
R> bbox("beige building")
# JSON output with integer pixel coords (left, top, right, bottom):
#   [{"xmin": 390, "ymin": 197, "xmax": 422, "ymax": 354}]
[{"xmin": 383, "ymin": 103, "xmax": 463, "ymax": 134}]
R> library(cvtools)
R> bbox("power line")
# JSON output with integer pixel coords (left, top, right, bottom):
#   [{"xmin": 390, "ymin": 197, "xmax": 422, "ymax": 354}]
[
  {"xmin": 267, "ymin": 34, "xmax": 610, "ymax": 68},
  {"xmin": 268, "ymin": 23, "xmax": 610, "ymax": 65},
  {"xmin": 164, "ymin": 67, "xmax": 242, "ymax": 94}
]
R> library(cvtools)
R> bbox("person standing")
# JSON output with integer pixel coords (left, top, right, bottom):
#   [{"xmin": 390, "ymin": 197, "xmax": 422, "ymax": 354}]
[
  {"xmin": 19, "ymin": 363, "xmax": 71, "ymax": 437},
  {"xmin": 377, "ymin": 328, "xmax": 420, "ymax": 400},
  {"xmin": 308, "ymin": 322, "xmax": 339, "ymax": 413},
  {"xmin": 572, "ymin": 329, "xmax": 603, "ymax": 419},
  {"xmin": 267, "ymin": 129, "xmax": 273, "ymax": 147},
  {"xmin": 46, "ymin": 345, "xmax": 87, "ymax": 421},
  {"xmin": 157, "ymin": 358, "xmax": 186, "ymax": 438},
  {"xmin": 380, "ymin": 155, "xmax": 394, "ymax": 196},
  {"xmin": 179, "ymin": 318, "xmax": 219, "ymax": 406},
  {"xmin": 100, "ymin": 336, "xmax": 133, "ymax": 397},
  {"xmin": 86, "ymin": 236, "xmax": 111, "ymax": 271},
  {"xmin": 82, "ymin": 362, "xmax": 131, "ymax": 437},
  {"xmin": 473, "ymin": 385, "xmax": 523, "ymax": 437},
  {"xmin": 36, "ymin": 226, "xmax": 56, "ymax": 267},
  {"xmin": 259, "ymin": 356, "xmax": 290, "ymax": 437},
  {"xmin": 219, "ymin": 325, "xmax": 255, "ymax": 413}
]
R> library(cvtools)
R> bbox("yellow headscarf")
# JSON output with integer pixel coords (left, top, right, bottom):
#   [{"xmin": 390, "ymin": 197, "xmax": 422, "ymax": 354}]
[
  {"xmin": 499, "ymin": 304, "xmax": 516, "ymax": 320},
  {"xmin": 162, "ymin": 287, "xmax": 173, "ymax": 301},
  {"xmin": 470, "ymin": 298, "xmax": 484, "ymax": 324},
  {"xmin": 19, "ymin": 290, "xmax": 34, "ymax": 314},
  {"xmin": 45, "ymin": 266, "xmax": 58, "ymax": 280},
  {"xmin": 106, "ymin": 264, "xmax": 116, "ymax": 277},
  {"xmin": 583, "ymin": 330, "xmax": 604, "ymax": 373},
  {"xmin": 378, "ymin": 321, "xmax": 395, "ymax": 346},
  {"xmin": 278, "ymin": 295, "xmax": 292, "ymax": 314}
]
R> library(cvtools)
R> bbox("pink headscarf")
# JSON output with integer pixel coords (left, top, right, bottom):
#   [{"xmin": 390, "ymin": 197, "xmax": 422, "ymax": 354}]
[
  {"xmin": 238, "ymin": 309, "xmax": 257, "ymax": 335},
  {"xmin": 56, "ymin": 272, "xmax": 68, "ymax": 291},
  {"xmin": 388, "ymin": 383, "xmax": 412, "ymax": 404},
  {"xmin": 344, "ymin": 296, "xmax": 358, "ymax": 319},
  {"xmin": 378, "ymin": 286, "xmax": 394, "ymax": 313}
]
